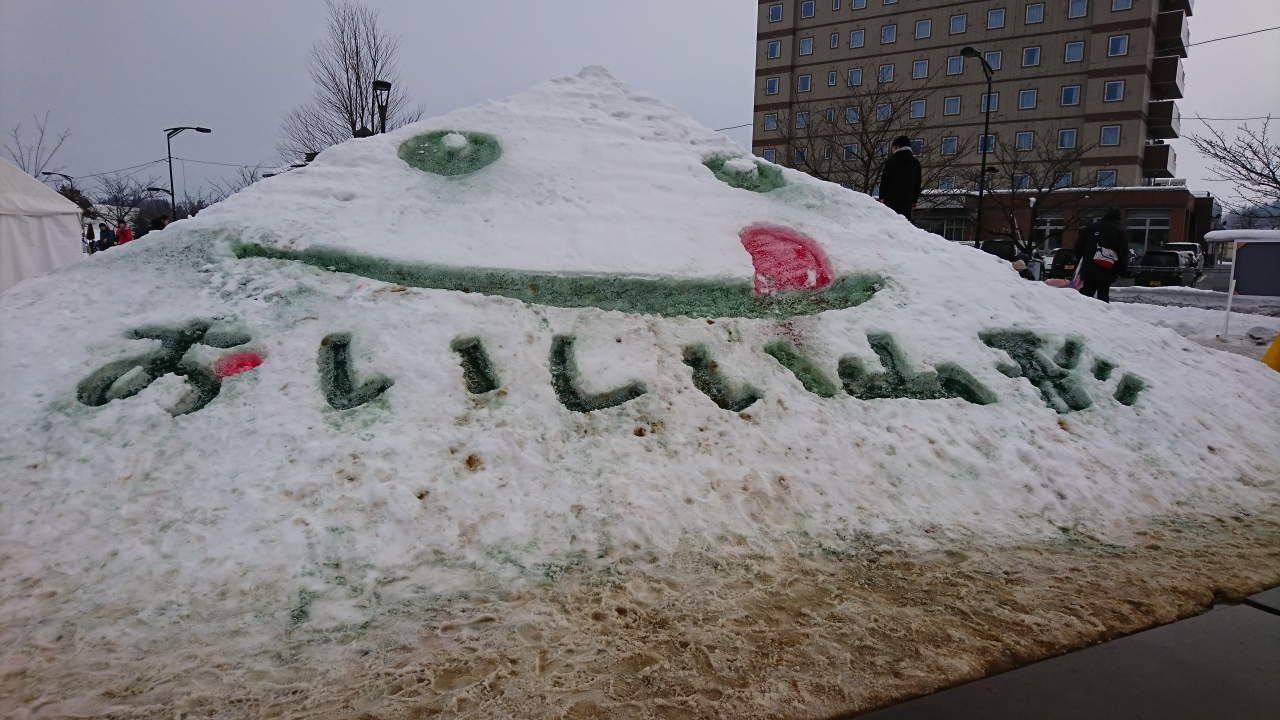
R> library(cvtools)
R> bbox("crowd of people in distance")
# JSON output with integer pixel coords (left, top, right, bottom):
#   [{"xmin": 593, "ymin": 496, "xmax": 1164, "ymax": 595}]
[{"xmin": 85, "ymin": 215, "xmax": 169, "ymax": 254}]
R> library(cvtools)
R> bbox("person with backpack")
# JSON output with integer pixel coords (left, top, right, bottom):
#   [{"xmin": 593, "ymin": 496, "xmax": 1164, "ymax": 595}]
[{"xmin": 1074, "ymin": 207, "xmax": 1128, "ymax": 302}]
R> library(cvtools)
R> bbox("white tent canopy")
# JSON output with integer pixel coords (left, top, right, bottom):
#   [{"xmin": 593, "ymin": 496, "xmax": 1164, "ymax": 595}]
[{"xmin": 0, "ymin": 157, "xmax": 84, "ymax": 295}]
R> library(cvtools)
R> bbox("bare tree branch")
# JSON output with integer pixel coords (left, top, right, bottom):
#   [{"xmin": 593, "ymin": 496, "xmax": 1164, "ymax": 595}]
[
  {"xmin": 5, "ymin": 112, "xmax": 71, "ymax": 179},
  {"xmin": 1188, "ymin": 117, "xmax": 1280, "ymax": 209},
  {"xmin": 278, "ymin": 0, "xmax": 424, "ymax": 163},
  {"xmin": 210, "ymin": 165, "xmax": 265, "ymax": 201},
  {"xmin": 93, "ymin": 173, "xmax": 160, "ymax": 228}
]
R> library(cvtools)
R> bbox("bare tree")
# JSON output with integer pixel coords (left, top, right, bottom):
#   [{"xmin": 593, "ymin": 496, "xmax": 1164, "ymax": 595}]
[
  {"xmin": 1226, "ymin": 201, "xmax": 1280, "ymax": 230},
  {"xmin": 958, "ymin": 130, "xmax": 1098, "ymax": 253},
  {"xmin": 5, "ymin": 112, "xmax": 71, "ymax": 179},
  {"xmin": 278, "ymin": 0, "xmax": 424, "ymax": 162},
  {"xmin": 93, "ymin": 173, "xmax": 160, "ymax": 229},
  {"xmin": 1188, "ymin": 116, "xmax": 1280, "ymax": 209},
  {"xmin": 210, "ymin": 165, "xmax": 264, "ymax": 201},
  {"xmin": 768, "ymin": 71, "xmax": 971, "ymax": 195}
]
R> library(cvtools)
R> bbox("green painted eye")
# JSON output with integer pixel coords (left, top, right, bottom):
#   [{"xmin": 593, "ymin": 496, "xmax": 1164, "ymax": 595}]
[
  {"xmin": 398, "ymin": 131, "xmax": 502, "ymax": 176},
  {"xmin": 703, "ymin": 154, "xmax": 786, "ymax": 193}
]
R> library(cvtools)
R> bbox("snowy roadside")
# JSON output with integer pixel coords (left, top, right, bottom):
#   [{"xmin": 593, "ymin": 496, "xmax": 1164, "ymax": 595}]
[
  {"xmin": 1114, "ymin": 302, "xmax": 1280, "ymax": 361},
  {"xmin": 1111, "ymin": 286, "xmax": 1280, "ymax": 318}
]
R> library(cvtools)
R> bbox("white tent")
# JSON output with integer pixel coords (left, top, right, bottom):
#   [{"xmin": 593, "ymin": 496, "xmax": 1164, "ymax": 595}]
[{"xmin": 0, "ymin": 157, "xmax": 84, "ymax": 295}]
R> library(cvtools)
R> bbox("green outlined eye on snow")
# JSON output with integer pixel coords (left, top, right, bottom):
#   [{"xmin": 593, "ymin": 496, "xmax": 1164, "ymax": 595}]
[
  {"xmin": 233, "ymin": 243, "xmax": 884, "ymax": 321},
  {"xmin": 703, "ymin": 154, "xmax": 786, "ymax": 193},
  {"xmin": 398, "ymin": 130, "xmax": 502, "ymax": 176}
]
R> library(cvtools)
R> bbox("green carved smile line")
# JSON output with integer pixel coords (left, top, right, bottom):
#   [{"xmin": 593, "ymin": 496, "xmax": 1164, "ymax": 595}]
[{"xmin": 232, "ymin": 243, "xmax": 884, "ymax": 320}]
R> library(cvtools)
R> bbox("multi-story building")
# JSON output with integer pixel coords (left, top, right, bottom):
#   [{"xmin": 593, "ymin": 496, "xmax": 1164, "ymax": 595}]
[{"xmin": 752, "ymin": 0, "xmax": 1219, "ymax": 255}]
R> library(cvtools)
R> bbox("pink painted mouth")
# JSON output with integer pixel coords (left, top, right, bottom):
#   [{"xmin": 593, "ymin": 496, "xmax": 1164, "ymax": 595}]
[
  {"xmin": 214, "ymin": 352, "xmax": 263, "ymax": 378},
  {"xmin": 739, "ymin": 223, "xmax": 835, "ymax": 295}
]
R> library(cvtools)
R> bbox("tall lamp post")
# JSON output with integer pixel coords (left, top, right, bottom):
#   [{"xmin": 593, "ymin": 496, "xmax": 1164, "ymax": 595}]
[
  {"xmin": 163, "ymin": 126, "xmax": 211, "ymax": 218},
  {"xmin": 372, "ymin": 80, "xmax": 391, "ymax": 134},
  {"xmin": 960, "ymin": 47, "xmax": 995, "ymax": 245}
]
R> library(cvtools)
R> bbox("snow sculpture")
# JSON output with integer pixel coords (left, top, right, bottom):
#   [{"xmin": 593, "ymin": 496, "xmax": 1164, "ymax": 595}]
[
  {"xmin": 76, "ymin": 320, "xmax": 255, "ymax": 416},
  {"xmin": 398, "ymin": 130, "xmax": 502, "ymax": 176},
  {"xmin": 764, "ymin": 340, "xmax": 841, "ymax": 398},
  {"xmin": 682, "ymin": 345, "xmax": 761, "ymax": 412},
  {"xmin": 740, "ymin": 223, "xmax": 835, "ymax": 295},
  {"xmin": 839, "ymin": 332, "xmax": 998, "ymax": 405},
  {"xmin": 317, "ymin": 332, "xmax": 395, "ymax": 410},
  {"xmin": 703, "ymin": 154, "xmax": 786, "ymax": 193},
  {"xmin": 980, "ymin": 330, "xmax": 1146, "ymax": 412},
  {"xmin": 550, "ymin": 335, "xmax": 646, "ymax": 412}
]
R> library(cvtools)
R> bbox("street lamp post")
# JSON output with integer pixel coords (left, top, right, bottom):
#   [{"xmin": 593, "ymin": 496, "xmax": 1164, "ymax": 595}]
[
  {"xmin": 961, "ymin": 47, "xmax": 995, "ymax": 245},
  {"xmin": 372, "ymin": 80, "xmax": 391, "ymax": 134},
  {"xmin": 163, "ymin": 126, "xmax": 211, "ymax": 218}
]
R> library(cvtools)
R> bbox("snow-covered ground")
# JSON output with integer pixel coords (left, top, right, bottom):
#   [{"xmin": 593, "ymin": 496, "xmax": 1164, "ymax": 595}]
[
  {"xmin": 1115, "ymin": 302, "xmax": 1280, "ymax": 361},
  {"xmin": 2, "ymin": 67, "xmax": 1279, "ymax": 718}
]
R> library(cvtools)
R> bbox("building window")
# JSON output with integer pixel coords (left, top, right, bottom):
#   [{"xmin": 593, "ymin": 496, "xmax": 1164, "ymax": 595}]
[
  {"xmin": 763, "ymin": 149, "xmax": 777, "ymax": 163},
  {"xmin": 801, "ymin": 1, "xmax": 816, "ymax": 19},
  {"xmin": 848, "ymin": 68, "xmax": 863, "ymax": 86},
  {"xmin": 766, "ymin": 77, "xmax": 780, "ymax": 95},
  {"xmin": 1055, "ymin": 172, "xmax": 1073, "ymax": 188},
  {"xmin": 824, "ymin": 146, "xmax": 833, "ymax": 160},
  {"xmin": 796, "ymin": 148, "xmax": 807, "ymax": 164},
  {"xmin": 798, "ymin": 74, "xmax": 813, "ymax": 92},
  {"xmin": 767, "ymin": 41, "xmax": 782, "ymax": 59},
  {"xmin": 844, "ymin": 144, "xmax": 858, "ymax": 160},
  {"xmin": 796, "ymin": 112, "xmax": 809, "ymax": 128},
  {"xmin": 833, "ymin": 0, "xmax": 841, "ymax": 8},
  {"xmin": 852, "ymin": 0, "xmax": 866, "ymax": 8},
  {"xmin": 1097, "ymin": 169, "xmax": 1117, "ymax": 187},
  {"xmin": 912, "ymin": 60, "xmax": 929, "ymax": 79},
  {"xmin": 1100, "ymin": 125, "xmax": 1121, "ymax": 145},
  {"xmin": 850, "ymin": 29, "xmax": 866, "ymax": 48},
  {"xmin": 989, "ymin": 9, "xmax": 1006, "ymax": 28},
  {"xmin": 829, "ymin": 70, "xmax": 838, "ymax": 86},
  {"xmin": 1014, "ymin": 173, "xmax": 1031, "ymax": 189},
  {"xmin": 1058, "ymin": 128, "xmax": 1078, "ymax": 148},
  {"xmin": 978, "ymin": 134, "xmax": 995, "ymax": 153},
  {"xmin": 1019, "ymin": 89, "xmax": 1037, "ymax": 109},
  {"xmin": 910, "ymin": 99, "xmax": 926, "ymax": 118},
  {"xmin": 877, "ymin": 103, "xmax": 892, "ymax": 121},
  {"xmin": 884, "ymin": 0, "xmax": 898, "ymax": 4},
  {"xmin": 1015, "ymin": 132, "xmax": 1034, "ymax": 150},
  {"xmin": 882, "ymin": 24, "xmax": 897, "ymax": 44},
  {"xmin": 1064, "ymin": 41, "xmax": 1084, "ymax": 62},
  {"xmin": 1112, "ymin": 0, "xmax": 1133, "ymax": 10},
  {"xmin": 1127, "ymin": 212, "xmax": 1172, "ymax": 252},
  {"xmin": 1104, "ymin": 80, "xmax": 1124, "ymax": 101},
  {"xmin": 799, "ymin": 38, "xmax": 814, "ymax": 55},
  {"xmin": 909, "ymin": 139, "xmax": 922, "ymax": 155},
  {"xmin": 1068, "ymin": 0, "xmax": 1088, "ymax": 18},
  {"xmin": 826, "ymin": 108, "xmax": 836, "ymax": 122},
  {"xmin": 1023, "ymin": 46, "xmax": 1041, "ymax": 67},
  {"xmin": 916, "ymin": 19, "xmax": 931, "ymax": 38},
  {"xmin": 1062, "ymin": 85, "xmax": 1081, "ymax": 105},
  {"xmin": 831, "ymin": 33, "xmax": 841, "ymax": 48},
  {"xmin": 950, "ymin": 14, "xmax": 967, "ymax": 34},
  {"xmin": 947, "ymin": 55, "xmax": 964, "ymax": 74},
  {"xmin": 764, "ymin": 114, "xmax": 778, "ymax": 130},
  {"xmin": 1026, "ymin": 3, "xmax": 1044, "ymax": 23},
  {"xmin": 846, "ymin": 106, "xmax": 861, "ymax": 123},
  {"xmin": 941, "ymin": 136, "xmax": 959, "ymax": 155},
  {"xmin": 939, "ymin": 176, "xmax": 955, "ymax": 190},
  {"xmin": 944, "ymin": 96, "xmax": 961, "ymax": 115},
  {"xmin": 875, "ymin": 142, "xmax": 889, "ymax": 158},
  {"xmin": 1108, "ymin": 34, "xmax": 1129, "ymax": 56},
  {"xmin": 985, "ymin": 50, "xmax": 1003, "ymax": 70},
  {"xmin": 769, "ymin": 4, "xmax": 783, "ymax": 23},
  {"xmin": 981, "ymin": 92, "xmax": 999, "ymax": 112},
  {"xmin": 878, "ymin": 63, "xmax": 894, "ymax": 82}
]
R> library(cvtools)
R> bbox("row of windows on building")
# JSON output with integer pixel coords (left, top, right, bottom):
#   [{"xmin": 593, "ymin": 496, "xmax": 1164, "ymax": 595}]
[
  {"xmin": 768, "ymin": 35, "xmax": 1130, "ymax": 74},
  {"xmin": 769, "ymin": 0, "xmax": 1134, "ymax": 25},
  {"xmin": 763, "ymin": 124, "xmax": 1122, "ymax": 170},
  {"xmin": 764, "ymin": 74, "xmax": 1125, "ymax": 113}
]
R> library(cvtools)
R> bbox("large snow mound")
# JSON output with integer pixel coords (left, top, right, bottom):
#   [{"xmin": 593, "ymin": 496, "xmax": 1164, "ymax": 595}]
[{"xmin": 2, "ymin": 68, "xmax": 1279, "ymax": 696}]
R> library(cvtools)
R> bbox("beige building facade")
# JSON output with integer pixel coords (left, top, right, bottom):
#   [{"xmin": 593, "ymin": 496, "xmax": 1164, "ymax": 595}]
[{"xmin": 752, "ymin": 0, "xmax": 1190, "ymax": 191}]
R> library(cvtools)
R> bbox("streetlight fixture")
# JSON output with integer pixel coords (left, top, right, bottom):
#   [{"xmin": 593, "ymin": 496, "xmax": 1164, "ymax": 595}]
[
  {"xmin": 41, "ymin": 171, "xmax": 75, "ymax": 186},
  {"xmin": 163, "ymin": 126, "xmax": 211, "ymax": 218},
  {"xmin": 372, "ymin": 80, "xmax": 391, "ymax": 134},
  {"xmin": 960, "ymin": 47, "xmax": 996, "ymax": 245}
]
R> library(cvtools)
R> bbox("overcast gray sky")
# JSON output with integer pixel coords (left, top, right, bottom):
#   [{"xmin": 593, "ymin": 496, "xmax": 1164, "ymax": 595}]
[{"xmin": 2, "ymin": 1, "xmax": 1277, "ymax": 203}]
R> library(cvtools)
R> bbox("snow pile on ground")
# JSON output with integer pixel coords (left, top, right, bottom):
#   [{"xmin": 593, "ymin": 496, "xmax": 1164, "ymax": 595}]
[
  {"xmin": 1115, "ymin": 302, "xmax": 1280, "ymax": 361},
  {"xmin": 2, "ymin": 67, "xmax": 1279, "ymax": 717}
]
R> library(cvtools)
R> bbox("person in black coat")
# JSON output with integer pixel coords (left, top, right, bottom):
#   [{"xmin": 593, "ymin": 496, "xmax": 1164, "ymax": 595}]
[
  {"xmin": 879, "ymin": 135, "xmax": 922, "ymax": 219},
  {"xmin": 1074, "ymin": 207, "xmax": 1129, "ymax": 303}
]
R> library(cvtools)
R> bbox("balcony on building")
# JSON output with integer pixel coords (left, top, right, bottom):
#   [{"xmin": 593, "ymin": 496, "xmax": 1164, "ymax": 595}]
[
  {"xmin": 1148, "ymin": 100, "xmax": 1181, "ymax": 139},
  {"xmin": 1156, "ymin": 11, "xmax": 1189, "ymax": 57},
  {"xmin": 1150, "ymin": 56, "xmax": 1185, "ymax": 100},
  {"xmin": 1144, "ymin": 142, "xmax": 1177, "ymax": 178},
  {"xmin": 1159, "ymin": 0, "xmax": 1194, "ymax": 16}
]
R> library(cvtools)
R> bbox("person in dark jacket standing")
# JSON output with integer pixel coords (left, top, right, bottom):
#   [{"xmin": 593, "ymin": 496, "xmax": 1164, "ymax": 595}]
[
  {"xmin": 1074, "ymin": 207, "xmax": 1128, "ymax": 302},
  {"xmin": 879, "ymin": 135, "xmax": 922, "ymax": 219}
]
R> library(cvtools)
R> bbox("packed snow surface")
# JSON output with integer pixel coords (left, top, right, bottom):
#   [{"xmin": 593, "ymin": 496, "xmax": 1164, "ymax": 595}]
[{"xmin": 1, "ymin": 68, "xmax": 1279, "ymax": 712}]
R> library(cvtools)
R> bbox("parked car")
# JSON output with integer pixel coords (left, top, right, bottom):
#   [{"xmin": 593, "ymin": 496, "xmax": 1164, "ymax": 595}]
[
  {"xmin": 1164, "ymin": 242, "xmax": 1204, "ymax": 275},
  {"xmin": 1133, "ymin": 250, "xmax": 1197, "ymax": 287},
  {"xmin": 1043, "ymin": 248, "xmax": 1079, "ymax": 280},
  {"xmin": 979, "ymin": 239, "xmax": 1018, "ymax": 262}
]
